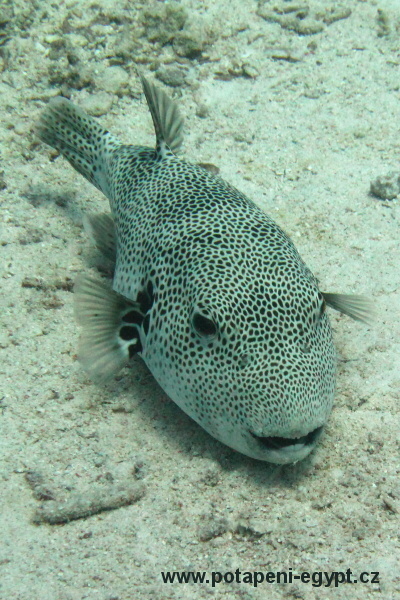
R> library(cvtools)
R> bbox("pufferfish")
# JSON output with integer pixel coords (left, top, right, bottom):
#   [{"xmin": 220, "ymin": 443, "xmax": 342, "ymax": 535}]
[{"xmin": 36, "ymin": 76, "xmax": 371, "ymax": 464}]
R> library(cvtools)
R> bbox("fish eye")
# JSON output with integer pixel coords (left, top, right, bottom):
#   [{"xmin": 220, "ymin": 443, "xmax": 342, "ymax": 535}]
[{"xmin": 192, "ymin": 312, "xmax": 217, "ymax": 337}]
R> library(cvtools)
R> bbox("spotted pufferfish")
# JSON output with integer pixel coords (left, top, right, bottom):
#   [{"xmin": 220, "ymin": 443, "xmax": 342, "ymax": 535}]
[{"xmin": 36, "ymin": 76, "xmax": 371, "ymax": 464}]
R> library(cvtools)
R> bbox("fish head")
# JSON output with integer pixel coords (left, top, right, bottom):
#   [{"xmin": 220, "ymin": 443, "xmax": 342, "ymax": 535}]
[{"xmin": 145, "ymin": 241, "xmax": 337, "ymax": 465}]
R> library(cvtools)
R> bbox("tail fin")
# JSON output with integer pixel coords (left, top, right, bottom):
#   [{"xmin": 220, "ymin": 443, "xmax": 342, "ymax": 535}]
[{"xmin": 36, "ymin": 97, "xmax": 121, "ymax": 199}]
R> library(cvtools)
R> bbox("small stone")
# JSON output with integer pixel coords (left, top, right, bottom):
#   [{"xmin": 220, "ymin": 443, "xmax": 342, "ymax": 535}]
[
  {"xmin": 291, "ymin": 17, "xmax": 324, "ymax": 35},
  {"xmin": 66, "ymin": 34, "xmax": 89, "ymax": 48},
  {"xmin": 155, "ymin": 65, "xmax": 187, "ymax": 88},
  {"xmin": 33, "ymin": 483, "xmax": 145, "ymax": 524},
  {"xmin": 173, "ymin": 26, "xmax": 204, "ymax": 59},
  {"xmin": 142, "ymin": 1, "xmax": 187, "ymax": 45},
  {"xmin": 370, "ymin": 172, "xmax": 400, "ymax": 200},
  {"xmin": 234, "ymin": 132, "xmax": 253, "ymax": 143},
  {"xmin": 112, "ymin": 33, "xmax": 141, "ymax": 63},
  {"xmin": 215, "ymin": 59, "xmax": 259, "ymax": 81},
  {"xmin": 195, "ymin": 101, "xmax": 209, "ymax": 118},
  {"xmin": 242, "ymin": 63, "xmax": 260, "ymax": 78},
  {"xmin": 96, "ymin": 66, "xmax": 129, "ymax": 95},
  {"xmin": 44, "ymin": 34, "xmax": 65, "ymax": 49},
  {"xmin": 382, "ymin": 494, "xmax": 399, "ymax": 514},
  {"xmin": 257, "ymin": 5, "xmax": 324, "ymax": 35},
  {"xmin": 376, "ymin": 9, "xmax": 391, "ymax": 38},
  {"xmin": 234, "ymin": 517, "xmax": 269, "ymax": 540},
  {"xmin": 269, "ymin": 48, "xmax": 302, "ymax": 62},
  {"xmin": 320, "ymin": 7, "xmax": 352, "ymax": 25},
  {"xmin": 81, "ymin": 92, "xmax": 114, "ymax": 117},
  {"xmin": 198, "ymin": 514, "xmax": 229, "ymax": 541}
]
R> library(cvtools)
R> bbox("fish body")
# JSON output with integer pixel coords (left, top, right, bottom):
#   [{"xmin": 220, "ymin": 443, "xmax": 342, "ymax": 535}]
[{"xmin": 37, "ymin": 77, "xmax": 370, "ymax": 464}]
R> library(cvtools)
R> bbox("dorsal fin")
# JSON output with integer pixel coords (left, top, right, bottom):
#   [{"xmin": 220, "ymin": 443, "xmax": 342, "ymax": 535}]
[{"xmin": 140, "ymin": 75, "xmax": 184, "ymax": 158}]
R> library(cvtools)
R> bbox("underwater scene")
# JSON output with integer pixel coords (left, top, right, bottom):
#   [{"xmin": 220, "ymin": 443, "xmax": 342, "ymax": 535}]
[{"xmin": 0, "ymin": 1, "xmax": 399, "ymax": 598}]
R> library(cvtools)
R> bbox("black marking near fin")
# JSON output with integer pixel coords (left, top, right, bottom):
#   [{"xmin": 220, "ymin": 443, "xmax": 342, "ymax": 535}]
[
  {"xmin": 140, "ymin": 75, "xmax": 184, "ymax": 157},
  {"xmin": 122, "ymin": 309, "xmax": 145, "ymax": 326},
  {"xmin": 322, "ymin": 293, "xmax": 374, "ymax": 324},
  {"xmin": 74, "ymin": 275, "xmax": 143, "ymax": 383},
  {"xmin": 137, "ymin": 286, "xmax": 154, "ymax": 314},
  {"xmin": 83, "ymin": 213, "xmax": 116, "ymax": 264}
]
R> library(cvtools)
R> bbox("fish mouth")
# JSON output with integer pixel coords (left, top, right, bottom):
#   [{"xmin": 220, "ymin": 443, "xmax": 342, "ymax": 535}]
[{"xmin": 250, "ymin": 426, "xmax": 323, "ymax": 452}]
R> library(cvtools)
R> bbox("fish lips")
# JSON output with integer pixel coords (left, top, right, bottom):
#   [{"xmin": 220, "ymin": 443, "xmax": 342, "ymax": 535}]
[{"xmin": 250, "ymin": 426, "xmax": 324, "ymax": 464}]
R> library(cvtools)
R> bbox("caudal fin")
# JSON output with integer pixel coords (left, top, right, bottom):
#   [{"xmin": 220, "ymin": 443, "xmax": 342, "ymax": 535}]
[{"xmin": 36, "ymin": 97, "xmax": 120, "ymax": 198}]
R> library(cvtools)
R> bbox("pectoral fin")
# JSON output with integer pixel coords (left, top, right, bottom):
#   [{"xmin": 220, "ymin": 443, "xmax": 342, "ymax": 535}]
[
  {"xmin": 74, "ymin": 275, "xmax": 144, "ymax": 383},
  {"xmin": 322, "ymin": 293, "xmax": 374, "ymax": 324},
  {"xmin": 83, "ymin": 212, "xmax": 116, "ymax": 264}
]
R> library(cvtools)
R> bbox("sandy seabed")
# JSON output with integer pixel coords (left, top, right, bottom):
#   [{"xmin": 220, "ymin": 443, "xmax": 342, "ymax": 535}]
[{"xmin": 1, "ymin": 1, "xmax": 399, "ymax": 599}]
